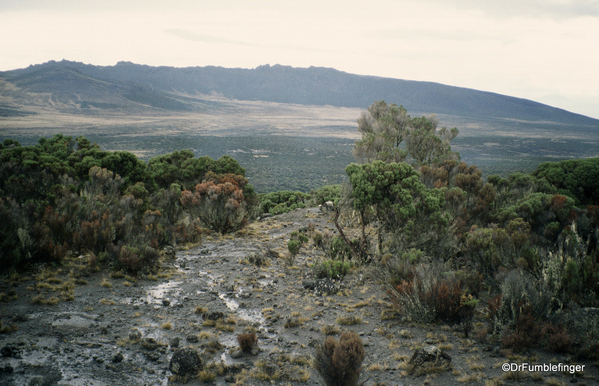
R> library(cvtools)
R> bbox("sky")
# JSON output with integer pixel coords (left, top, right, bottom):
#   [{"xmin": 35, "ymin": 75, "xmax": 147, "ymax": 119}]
[{"xmin": 1, "ymin": 0, "xmax": 598, "ymax": 119}]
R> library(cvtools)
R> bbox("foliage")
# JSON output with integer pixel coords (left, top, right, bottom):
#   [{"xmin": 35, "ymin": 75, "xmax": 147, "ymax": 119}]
[
  {"xmin": 387, "ymin": 261, "xmax": 479, "ymax": 325},
  {"xmin": 180, "ymin": 172, "xmax": 254, "ymax": 234},
  {"xmin": 147, "ymin": 151, "xmax": 245, "ymax": 191},
  {"xmin": 312, "ymin": 259, "xmax": 352, "ymax": 280},
  {"xmin": 314, "ymin": 331, "xmax": 365, "ymax": 386},
  {"xmin": 0, "ymin": 134, "xmax": 250, "ymax": 272},
  {"xmin": 352, "ymin": 101, "xmax": 459, "ymax": 165},
  {"xmin": 533, "ymin": 157, "xmax": 599, "ymax": 206},
  {"xmin": 492, "ymin": 270, "xmax": 552, "ymax": 334},
  {"xmin": 309, "ymin": 184, "xmax": 341, "ymax": 206},
  {"xmin": 345, "ymin": 161, "xmax": 451, "ymax": 257},
  {"xmin": 258, "ymin": 190, "xmax": 310, "ymax": 215}
]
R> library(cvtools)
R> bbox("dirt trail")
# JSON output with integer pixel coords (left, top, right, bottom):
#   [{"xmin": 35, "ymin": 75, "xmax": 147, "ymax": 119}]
[{"xmin": 1, "ymin": 208, "xmax": 597, "ymax": 385}]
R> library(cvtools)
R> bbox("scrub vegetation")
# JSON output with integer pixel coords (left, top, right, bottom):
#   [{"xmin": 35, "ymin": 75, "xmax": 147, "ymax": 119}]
[{"xmin": 1, "ymin": 100, "xmax": 598, "ymax": 367}]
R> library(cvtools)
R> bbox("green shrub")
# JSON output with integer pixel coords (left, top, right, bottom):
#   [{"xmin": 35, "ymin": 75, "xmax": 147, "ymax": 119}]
[
  {"xmin": 288, "ymin": 239, "xmax": 301, "ymax": 256},
  {"xmin": 312, "ymin": 260, "xmax": 351, "ymax": 280},
  {"xmin": 258, "ymin": 190, "xmax": 311, "ymax": 215},
  {"xmin": 309, "ymin": 185, "xmax": 341, "ymax": 206}
]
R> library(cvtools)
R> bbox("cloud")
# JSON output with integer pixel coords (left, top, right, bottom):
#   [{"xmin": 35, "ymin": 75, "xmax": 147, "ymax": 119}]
[
  {"xmin": 428, "ymin": 0, "xmax": 599, "ymax": 19},
  {"xmin": 164, "ymin": 29, "xmax": 257, "ymax": 46}
]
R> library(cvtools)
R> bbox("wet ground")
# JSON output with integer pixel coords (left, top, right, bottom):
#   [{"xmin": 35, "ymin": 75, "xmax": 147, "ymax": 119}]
[{"xmin": 1, "ymin": 208, "xmax": 598, "ymax": 385}]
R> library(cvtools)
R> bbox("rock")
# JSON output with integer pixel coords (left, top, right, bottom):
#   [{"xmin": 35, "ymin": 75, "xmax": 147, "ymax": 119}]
[
  {"xmin": 141, "ymin": 338, "xmax": 159, "ymax": 351},
  {"xmin": 313, "ymin": 278, "xmax": 340, "ymax": 296},
  {"xmin": 169, "ymin": 348, "xmax": 203, "ymax": 376},
  {"xmin": 1, "ymin": 345, "xmax": 16, "ymax": 357},
  {"xmin": 302, "ymin": 280, "xmax": 315, "ymax": 290},
  {"xmin": 408, "ymin": 345, "xmax": 451, "ymax": 372},
  {"xmin": 186, "ymin": 335, "xmax": 199, "ymax": 343},
  {"xmin": 0, "ymin": 364, "xmax": 14, "ymax": 374},
  {"xmin": 111, "ymin": 352, "xmax": 124, "ymax": 363},
  {"xmin": 162, "ymin": 299, "xmax": 170, "ymax": 306},
  {"xmin": 204, "ymin": 311, "xmax": 224, "ymax": 321},
  {"xmin": 230, "ymin": 349, "xmax": 243, "ymax": 359},
  {"xmin": 144, "ymin": 352, "xmax": 160, "ymax": 362},
  {"xmin": 170, "ymin": 337, "xmax": 180, "ymax": 348},
  {"xmin": 129, "ymin": 329, "xmax": 142, "ymax": 341}
]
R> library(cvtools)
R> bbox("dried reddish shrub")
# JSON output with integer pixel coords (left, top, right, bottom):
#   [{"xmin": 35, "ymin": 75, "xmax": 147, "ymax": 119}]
[
  {"xmin": 237, "ymin": 332, "xmax": 257, "ymax": 352},
  {"xmin": 314, "ymin": 331, "xmax": 365, "ymax": 386}
]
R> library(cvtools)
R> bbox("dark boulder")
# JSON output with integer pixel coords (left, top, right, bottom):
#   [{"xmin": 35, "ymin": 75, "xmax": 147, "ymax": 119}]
[{"xmin": 169, "ymin": 348, "xmax": 203, "ymax": 376}]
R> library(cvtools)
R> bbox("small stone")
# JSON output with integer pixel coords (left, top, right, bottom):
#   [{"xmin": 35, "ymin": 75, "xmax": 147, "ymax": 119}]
[
  {"xmin": 144, "ymin": 352, "xmax": 160, "ymax": 362},
  {"xmin": 204, "ymin": 311, "xmax": 224, "ymax": 321},
  {"xmin": 230, "ymin": 349, "xmax": 243, "ymax": 359},
  {"xmin": 129, "ymin": 329, "xmax": 142, "ymax": 341},
  {"xmin": 141, "ymin": 338, "xmax": 159, "ymax": 351},
  {"xmin": 170, "ymin": 337, "xmax": 180, "ymax": 348},
  {"xmin": 162, "ymin": 299, "xmax": 170, "ymax": 306},
  {"xmin": 186, "ymin": 335, "xmax": 199, "ymax": 343},
  {"xmin": 111, "ymin": 352, "xmax": 124, "ymax": 363}
]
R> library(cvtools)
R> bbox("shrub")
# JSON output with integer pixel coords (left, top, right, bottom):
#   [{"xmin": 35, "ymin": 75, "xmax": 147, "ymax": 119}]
[
  {"xmin": 541, "ymin": 323, "xmax": 573, "ymax": 354},
  {"xmin": 493, "ymin": 270, "xmax": 552, "ymax": 333},
  {"xmin": 314, "ymin": 331, "xmax": 365, "ymax": 386},
  {"xmin": 389, "ymin": 263, "xmax": 478, "ymax": 325},
  {"xmin": 258, "ymin": 190, "xmax": 311, "ymax": 215},
  {"xmin": 117, "ymin": 245, "xmax": 160, "ymax": 274},
  {"xmin": 501, "ymin": 314, "xmax": 542, "ymax": 351},
  {"xmin": 237, "ymin": 332, "xmax": 257, "ymax": 353},
  {"xmin": 312, "ymin": 260, "xmax": 351, "ymax": 280},
  {"xmin": 287, "ymin": 239, "xmax": 301, "ymax": 256},
  {"xmin": 180, "ymin": 172, "xmax": 254, "ymax": 234}
]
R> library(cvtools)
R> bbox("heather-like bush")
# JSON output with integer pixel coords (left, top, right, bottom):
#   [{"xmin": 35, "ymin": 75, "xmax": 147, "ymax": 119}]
[
  {"xmin": 541, "ymin": 323, "xmax": 573, "ymax": 353},
  {"xmin": 388, "ymin": 262, "xmax": 478, "ymax": 325},
  {"xmin": 492, "ymin": 269, "xmax": 552, "ymax": 334},
  {"xmin": 258, "ymin": 190, "xmax": 310, "ymax": 215},
  {"xmin": 314, "ymin": 331, "xmax": 365, "ymax": 386},
  {"xmin": 180, "ymin": 172, "xmax": 254, "ymax": 234},
  {"xmin": 501, "ymin": 313, "xmax": 542, "ymax": 351}
]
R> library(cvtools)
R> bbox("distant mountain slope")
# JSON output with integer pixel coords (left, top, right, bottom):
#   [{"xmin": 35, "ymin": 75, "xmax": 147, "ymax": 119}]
[
  {"xmin": 2, "ymin": 60, "xmax": 598, "ymax": 126},
  {"xmin": 1, "ymin": 63, "xmax": 191, "ymax": 111}
]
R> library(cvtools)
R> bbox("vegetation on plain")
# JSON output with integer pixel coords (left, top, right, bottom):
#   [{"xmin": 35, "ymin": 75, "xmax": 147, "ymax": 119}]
[{"xmin": 2, "ymin": 99, "xmax": 598, "ymax": 360}]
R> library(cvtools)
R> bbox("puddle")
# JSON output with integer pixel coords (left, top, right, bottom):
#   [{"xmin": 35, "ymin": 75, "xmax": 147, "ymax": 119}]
[{"xmin": 52, "ymin": 315, "xmax": 97, "ymax": 329}]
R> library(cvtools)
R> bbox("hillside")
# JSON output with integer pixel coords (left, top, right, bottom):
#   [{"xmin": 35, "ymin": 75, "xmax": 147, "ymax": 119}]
[
  {"xmin": 3, "ymin": 60, "xmax": 598, "ymax": 126},
  {"xmin": 1, "ymin": 60, "xmax": 599, "ymax": 192}
]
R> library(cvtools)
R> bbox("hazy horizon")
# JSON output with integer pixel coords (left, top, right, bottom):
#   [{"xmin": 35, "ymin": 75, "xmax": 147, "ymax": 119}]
[{"xmin": 2, "ymin": 0, "xmax": 598, "ymax": 119}]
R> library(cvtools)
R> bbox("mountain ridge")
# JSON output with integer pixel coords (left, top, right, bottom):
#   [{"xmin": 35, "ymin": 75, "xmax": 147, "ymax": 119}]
[{"xmin": 2, "ymin": 59, "xmax": 598, "ymax": 127}]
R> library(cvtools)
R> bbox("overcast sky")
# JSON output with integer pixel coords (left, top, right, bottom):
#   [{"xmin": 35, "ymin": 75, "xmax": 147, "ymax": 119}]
[{"xmin": 1, "ymin": 0, "xmax": 598, "ymax": 118}]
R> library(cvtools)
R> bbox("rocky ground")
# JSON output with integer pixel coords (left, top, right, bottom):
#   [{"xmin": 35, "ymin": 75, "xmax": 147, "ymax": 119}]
[{"xmin": 1, "ymin": 207, "xmax": 598, "ymax": 386}]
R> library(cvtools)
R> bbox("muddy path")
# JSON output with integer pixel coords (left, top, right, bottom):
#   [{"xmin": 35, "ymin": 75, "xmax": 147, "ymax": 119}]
[{"xmin": 1, "ymin": 208, "xmax": 598, "ymax": 385}]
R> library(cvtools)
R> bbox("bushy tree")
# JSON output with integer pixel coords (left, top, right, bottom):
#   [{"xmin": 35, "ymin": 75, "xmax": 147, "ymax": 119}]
[
  {"xmin": 180, "ymin": 172, "xmax": 254, "ymax": 234},
  {"xmin": 352, "ymin": 101, "xmax": 459, "ymax": 166}
]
